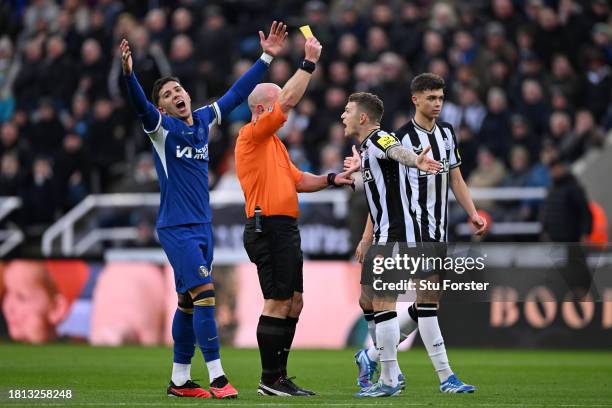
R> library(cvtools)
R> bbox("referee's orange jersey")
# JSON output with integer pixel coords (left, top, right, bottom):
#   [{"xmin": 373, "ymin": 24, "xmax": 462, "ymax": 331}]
[{"xmin": 235, "ymin": 102, "xmax": 304, "ymax": 218}]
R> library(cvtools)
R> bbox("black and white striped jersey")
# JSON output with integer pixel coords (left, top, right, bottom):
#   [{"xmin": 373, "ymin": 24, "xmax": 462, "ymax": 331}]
[
  {"xmin": 359, "ymin": 128, "xmax": 408, "ymax": 244},
  {"xmin": 396, "ymin": 119, "xmax": 461, "ymax": 243}
]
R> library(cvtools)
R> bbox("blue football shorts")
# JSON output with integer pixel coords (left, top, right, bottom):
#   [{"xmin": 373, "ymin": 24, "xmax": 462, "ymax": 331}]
[{"xmin": 157, "ymin": 223, "xmax": 214, "ymax": 293}]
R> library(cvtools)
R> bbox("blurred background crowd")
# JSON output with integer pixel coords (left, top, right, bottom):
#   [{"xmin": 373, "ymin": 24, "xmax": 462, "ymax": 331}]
[{"xmin": 0, "ymin": 0, "xmax": 610, "ymax": 241}]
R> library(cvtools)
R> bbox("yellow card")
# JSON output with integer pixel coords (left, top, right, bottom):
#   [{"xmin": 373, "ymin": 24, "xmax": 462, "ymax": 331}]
[{"xmin": 299, "ymin": 25, "xmax": 314, "ymax": 39}]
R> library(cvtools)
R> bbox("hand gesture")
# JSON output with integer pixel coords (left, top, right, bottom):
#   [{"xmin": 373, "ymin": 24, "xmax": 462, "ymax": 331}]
[
  {"xmin": 469, "ymin": 212, "xmax": 487, "ymax": 236},
  {"xmin": 343, "ymin": 145, "xmax": 361, "ymax": 173},
  {"xmin": 415, "ymin": 146, "xmax": 442, "ymax": 174},
  {"xmin": 259, "ymin": 21, "xmax": 288, "ymax": 57},
  {"xmin": 332, "ymin": 169, "xmax": 356, "ymax": 192},
  {"xmin": 119, "ymin": 39, "xmax": 132, "ymax": 75},
  {"xmin": 304, "ymin": 37, "xmax": 322, "ymax": 63},
  {"xmin": 355, "ymin": 237, "xmax": 372, "ymax": 264}
]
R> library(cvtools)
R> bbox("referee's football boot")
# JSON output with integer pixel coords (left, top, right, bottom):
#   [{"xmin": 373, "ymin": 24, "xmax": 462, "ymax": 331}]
[
  {"xmin": 257, "ymin": 377, "xmax": 309, "ymax": 396},
  {"xmin": 282, "ymin": 376, "xmax": 316, "ymax": 395},
  {"xmin": 354, "ymin": 380, "xmax": 402, "ymax": 398},
  {"xmin": 439, "ymin": 374, "xmax": 476, "ymax": 393},
  {"xmin": 167, "ymin": 380, "xmax": 212, "ymax": 398},
  {"xmin": 354, "ymin": 348, "xmax": 378, "ymax": 389}
]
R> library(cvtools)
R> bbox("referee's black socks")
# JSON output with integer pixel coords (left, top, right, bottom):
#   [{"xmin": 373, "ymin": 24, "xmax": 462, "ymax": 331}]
[
  {"xmin": 256, "ymin": 315, "xmax": 286, "ymax": 384},
  {"xmin": 280, "ymin": 317, "xmax": 298, "ymax": 377}
]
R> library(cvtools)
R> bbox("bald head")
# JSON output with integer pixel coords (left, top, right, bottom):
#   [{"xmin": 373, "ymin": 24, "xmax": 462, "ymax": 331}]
[{"xmin": 248, "ymin": 83, "xmax": 282, "ymax": 114}]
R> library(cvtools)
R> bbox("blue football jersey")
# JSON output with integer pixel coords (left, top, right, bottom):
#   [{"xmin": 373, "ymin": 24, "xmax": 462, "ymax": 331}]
[
  {"xmin": 124, "ymin": 56, "xmax": 270, "ymax": 229},
  {"xmin": 146, "ymin": 104, "xmax": 220, "ymax": 228}
]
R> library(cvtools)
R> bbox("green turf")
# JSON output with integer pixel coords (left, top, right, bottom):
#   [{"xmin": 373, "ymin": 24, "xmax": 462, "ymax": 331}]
[{"xmin": 0, "ymin": 345, "xmax": 611, "ymax": 407}]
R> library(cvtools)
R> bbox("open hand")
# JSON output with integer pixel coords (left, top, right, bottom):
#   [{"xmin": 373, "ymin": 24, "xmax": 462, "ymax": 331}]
[
  {"xmin": 355, "ymin": 238, "xmax": 372, "ymax": 264},
  {"xmin": 343, "ymin": 145, "xmax": 361, "ymax": 173},
  {"xmin": 119, "ymin": 39, "xmax": 132, "ymax": 75},
  {"xmin": 259, "ymin": 21, "xmax": 288, "ymax": 57},
  {"xmin": 415, "ymin": 146, "xmax": 442, "ymax": 174}
]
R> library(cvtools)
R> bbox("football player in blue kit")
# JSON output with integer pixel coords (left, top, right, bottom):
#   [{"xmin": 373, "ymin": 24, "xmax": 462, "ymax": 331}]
[{"xmin": 120, "ymin": 22, "xmax": 288, "ymax": 399}]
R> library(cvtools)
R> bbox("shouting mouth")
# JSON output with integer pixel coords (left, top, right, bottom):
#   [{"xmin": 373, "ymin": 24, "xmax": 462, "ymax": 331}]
[{"xmin": 175, "ymin": 99, "xmax": 187, "ymax": 113}]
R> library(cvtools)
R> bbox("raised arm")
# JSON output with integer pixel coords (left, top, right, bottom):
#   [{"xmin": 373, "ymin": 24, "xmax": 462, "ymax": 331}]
[
  {"xmin": 214, "ymin": 22, "xmax": 287, "ymax": 122},
  {"xmin": 120, "ymin": 39, "xmax": 160, "ymax": 132},
  {"xmin": 277, "ymin": 36, "xmax": 322, "ymax": 113}
]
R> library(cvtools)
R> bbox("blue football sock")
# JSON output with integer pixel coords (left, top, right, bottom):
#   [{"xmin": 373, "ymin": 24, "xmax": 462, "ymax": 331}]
[
  {"xmin": 193, "ymin": 290, "xmax": 220, "ymax": 362},
  {"xmin": 172, "ymin": 308, "xmax": 195, "ymax": 364}
]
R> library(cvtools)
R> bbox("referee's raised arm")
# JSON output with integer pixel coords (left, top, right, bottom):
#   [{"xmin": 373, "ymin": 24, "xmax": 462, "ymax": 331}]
[{"xmin": 276, "ymin": 36, "xmax": 321, "ymax": 113}]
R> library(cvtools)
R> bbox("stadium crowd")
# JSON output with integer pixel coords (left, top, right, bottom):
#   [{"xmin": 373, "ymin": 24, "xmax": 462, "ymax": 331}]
[{"xmin": 0, "ymin": 0, "xmax": 610, "ymax": 237}]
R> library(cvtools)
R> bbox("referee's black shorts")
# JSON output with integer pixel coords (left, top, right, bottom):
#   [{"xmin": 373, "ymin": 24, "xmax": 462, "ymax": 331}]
[{"xmin": 243, "ymin": 215, "xmax": 303, "ymax": 300}]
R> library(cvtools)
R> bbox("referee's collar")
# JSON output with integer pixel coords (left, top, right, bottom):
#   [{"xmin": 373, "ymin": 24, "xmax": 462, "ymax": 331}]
[{"xmin": 359, "ymin": 128, "xmax": 381, "ymax": 149}]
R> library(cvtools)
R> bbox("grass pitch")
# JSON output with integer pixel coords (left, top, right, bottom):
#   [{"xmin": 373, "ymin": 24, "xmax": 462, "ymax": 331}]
[{"xmin": 0, "ymin": 345, "xmax": 611, "ymax": 407}]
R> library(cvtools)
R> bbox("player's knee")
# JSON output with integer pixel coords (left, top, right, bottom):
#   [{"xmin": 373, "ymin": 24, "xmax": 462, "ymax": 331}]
[
  {"xmin": 359, "ymin": 296, "xmax": 372, "ymax": 312},
  {"xmin": 177, "ymin": 292, "xmax": 193, "ymax": 313},
  {"xmin": 416, "ymin": 290, "xmax": 440, "ymax": 304},
  {"xmin": 189, "ymin": 283, "xmax": 214, "ymax": 300},
  {"xmin": 359, "ymin": 286, "xmax": 373, "ymax": 311},
  {"xmin": 193, "ymin": 290, "xmax": 215, "ymax": 307}
]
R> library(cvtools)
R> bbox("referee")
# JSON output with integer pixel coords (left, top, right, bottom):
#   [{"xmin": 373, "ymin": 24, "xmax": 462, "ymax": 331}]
[{"xmin": 235, "ymin": 36, "xmax": 355, "ymax": 396}]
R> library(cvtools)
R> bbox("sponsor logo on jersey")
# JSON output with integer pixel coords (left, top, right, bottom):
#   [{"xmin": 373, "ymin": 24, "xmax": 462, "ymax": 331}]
[
  {"xmin": 363, "ymin": 168, "xmax": 374, "ymax": 182},
  {"xmin": 176, "ymin": 144, "xmax": 209, "ymax": 160},
  {"xmin": 418, "ymin": 158, "xmax": 449, "ymax": 177}
]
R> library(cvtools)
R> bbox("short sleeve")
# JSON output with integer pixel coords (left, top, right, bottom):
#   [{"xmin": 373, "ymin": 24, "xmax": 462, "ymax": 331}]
[
  {"xmin": 193, "ymin": 105, "xmax": 217, "ymax": 127},
  {"xmin": 146, "ymin": 114, "xmax": 171, "ymax": 140},
  {"xmin": 446, "ymin": 126, "xmax": 461, "ymax": 168},
  {"xmin": 289, "ymin": 160, "xmax": 304, "ymax": 184},
  {"xmin": 368, "ymin": 131, "xmax": 401, "ymax": 160},
  {"xmin": 248, "ymin": 102, "xmax": 288, "ymax": 144}
]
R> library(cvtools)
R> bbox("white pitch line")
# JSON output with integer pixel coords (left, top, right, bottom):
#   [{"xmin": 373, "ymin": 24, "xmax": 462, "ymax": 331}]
[{"xmin": 3, "ymin": 403, "xmax": 612, "ymax": 408}]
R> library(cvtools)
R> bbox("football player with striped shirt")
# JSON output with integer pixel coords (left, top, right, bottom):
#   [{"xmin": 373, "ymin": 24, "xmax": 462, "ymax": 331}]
[
  {"xmin": 120, "ymin": 22, "xmax": 288, "ymax": 399},
  {"xmin": 341, "ymin": 92, "xmax": 442, "ymax": 397},
  {"xmin": 353, "ymin": 73, "xmax": 486, "ymax": 394}
]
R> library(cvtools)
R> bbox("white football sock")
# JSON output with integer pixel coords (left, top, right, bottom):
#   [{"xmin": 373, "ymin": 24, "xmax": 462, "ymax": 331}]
[
  {"xmin": 375, "ymin": 311, "xmax": 400, "ymax": 387},
  {"xmin": 206, "ymin": 359, "xmax": 225, "ymax": 384},
  {"xmin": 398, "ymin": 303, "xmax": 418, "ymax": 342},
  {"xmin": 367, "ymin": 316, "xmax": 377, "ymax": 346},
  {"xmin": 418, "ymin": 305, "xmax": 453, "ymax": 382},
  {"xmin": 365, "ymin": 311, "xmax": 378, "ymax": 360},
  {"xmin": 171, "ymin": 363, "xmax": 191, "ymax": 386},
  {"xmin": 366, "ymin": 345, "xmax": 379, "ymax": 362}
]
